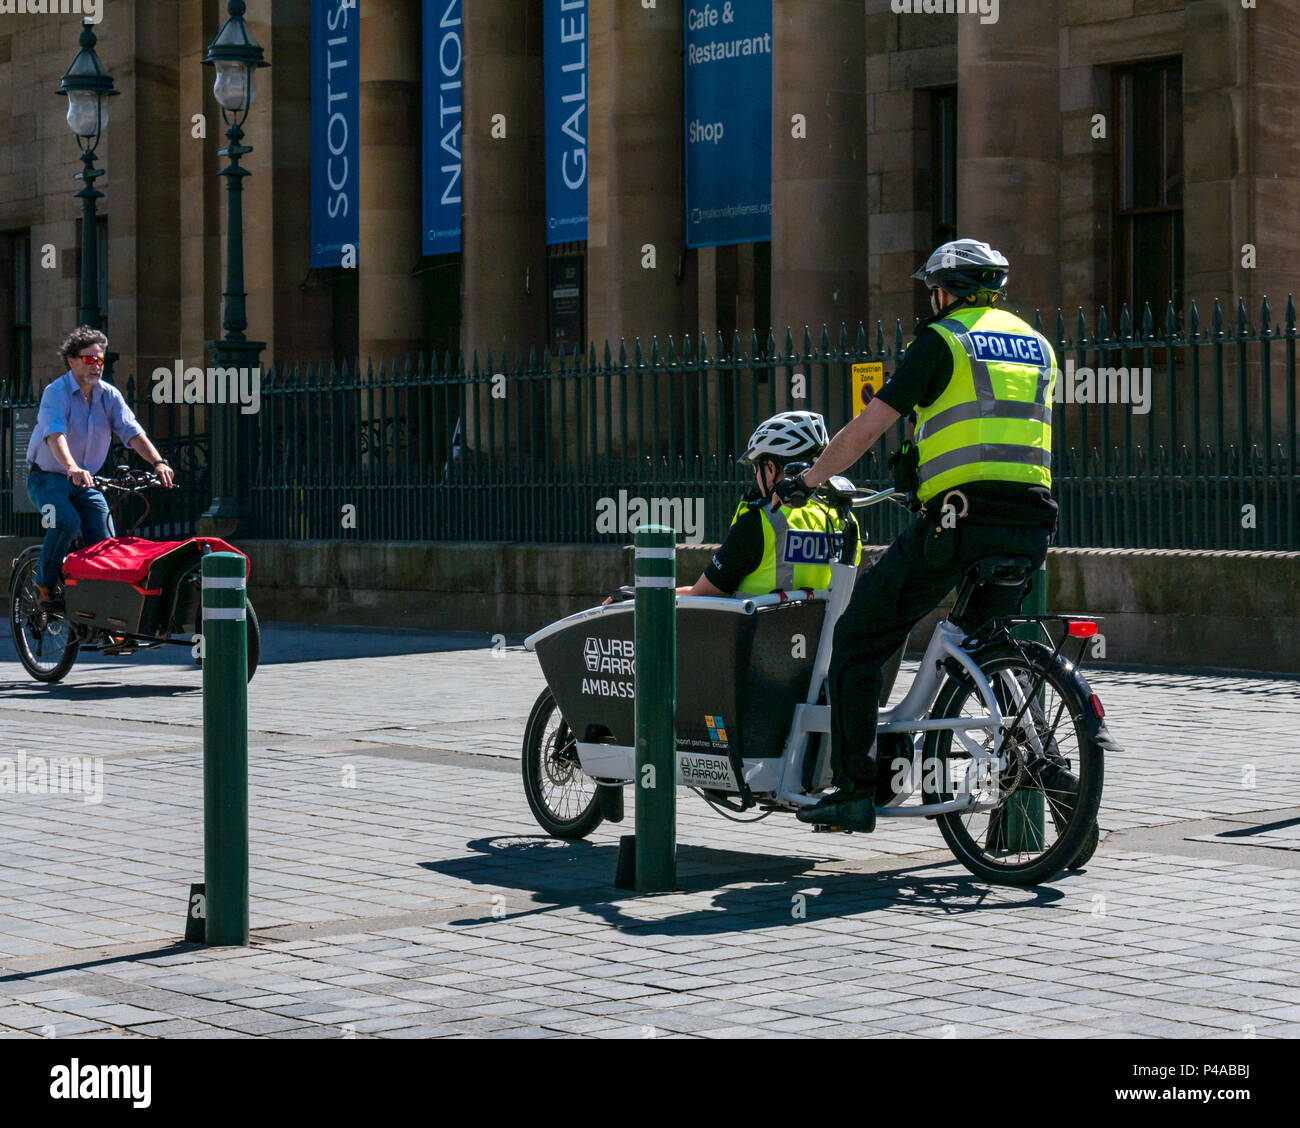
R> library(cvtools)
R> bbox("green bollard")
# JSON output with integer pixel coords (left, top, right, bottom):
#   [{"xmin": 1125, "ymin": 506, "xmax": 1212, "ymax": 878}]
[
  {"xmin": 634, "ymin": 525, "xmax": 676, "ymax": 893},
  {"xmin": 1001, "ymin": 561, "xmax": 1047, "ymax": 852},
  {"xmin": 202, "ymin": 552, "xmax": 249, "ymax": 945}
]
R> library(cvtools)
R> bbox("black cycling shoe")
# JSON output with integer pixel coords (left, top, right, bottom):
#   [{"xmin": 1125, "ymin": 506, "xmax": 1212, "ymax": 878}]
[{"xmin": 797, "ymin": 786, "xmax": 877, "ymax": 833}]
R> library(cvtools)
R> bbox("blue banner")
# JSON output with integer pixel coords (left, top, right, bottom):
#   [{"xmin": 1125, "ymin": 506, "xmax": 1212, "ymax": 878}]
[
  {"xmin": 310, "ymin": 0, "xmax": 360, "ymax": 268},
  {"xmin": 684, "ymin": 2, "xmax": 772, "ymax": 248},
  {"xmin": 544, "ymin": 0, "xmax": 587, "ymax": 244},
  {"xmin": 422, "ymin": 0, "xmax": 463, "ymax": 255}
]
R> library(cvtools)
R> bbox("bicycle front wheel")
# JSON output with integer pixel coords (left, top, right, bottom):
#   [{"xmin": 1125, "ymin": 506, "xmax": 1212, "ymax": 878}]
[
  {"xmin": 8, "ymin": 556, "xmax": 79, "ymax": 683},
  {"xmin": 922, "ymin": 643, "xmax": 1104, "ymax": 886}
]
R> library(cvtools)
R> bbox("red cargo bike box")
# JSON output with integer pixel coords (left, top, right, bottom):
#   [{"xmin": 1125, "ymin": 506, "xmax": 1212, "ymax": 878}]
[{"xmin": 62, "ymin": 537, "xmax": 249, "ymax": 636}]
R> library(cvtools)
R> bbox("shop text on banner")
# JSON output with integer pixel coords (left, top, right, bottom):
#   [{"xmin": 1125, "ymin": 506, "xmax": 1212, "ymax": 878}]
[
  {"xmin": 544, "ymin": 0, "xmax": 588, "ymax": 244},
  {"xmin": 423, "ymin": 0, "xmax": 463, "ymax": 256},
  {"xmin": 685, "ymin": 1, "xmax": 772, "ymax": 248},
  {"xmin": 310, "ymin": 0, "xmax": 360, "ymax": 268}
]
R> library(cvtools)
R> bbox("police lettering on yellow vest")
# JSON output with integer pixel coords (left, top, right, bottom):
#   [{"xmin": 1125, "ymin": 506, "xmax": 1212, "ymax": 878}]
[
  {"xmin": 729, "ymin": 494, "xmax": 860, "ymax": 596},
  {"xmin": 917, "ymin": 306, "xmax": 1057, "ymax": 505}
]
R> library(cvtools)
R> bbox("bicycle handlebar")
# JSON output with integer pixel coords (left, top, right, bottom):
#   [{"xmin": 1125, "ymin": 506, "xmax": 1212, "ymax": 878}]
[{"xmin": 92, "ymin": 467, "xmax": 167, "ymax": 492}]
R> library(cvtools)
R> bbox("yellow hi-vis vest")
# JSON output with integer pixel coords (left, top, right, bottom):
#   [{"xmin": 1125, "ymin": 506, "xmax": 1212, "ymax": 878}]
[
  {"xmin": 729, "ymin": 496, "xmax": 860, "ymax": 596},
  {"xmin": 917, "ymin": 306, "xmax": 1057, "ymax": 505}
]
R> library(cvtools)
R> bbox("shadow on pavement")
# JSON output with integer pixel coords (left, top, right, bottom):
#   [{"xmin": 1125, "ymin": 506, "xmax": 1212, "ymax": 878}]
[
  {"xmin": 0, "ymin": 678, "xmax": 198, "ymax": 700},
  {"xmin": 0, "ymin": 625, "xmax": 527, "ymax": 669},
  {"xmin": 0, "ymin": 941, "xmax": 203, "ymax": 983},
  {"xmin": 422, "ymin": 836, "xmax": 1066, "ymax": 935}
]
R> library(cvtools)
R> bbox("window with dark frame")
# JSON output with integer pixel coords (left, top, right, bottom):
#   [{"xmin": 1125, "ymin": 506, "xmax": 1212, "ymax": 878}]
[
  {"xmin": 0, "ymin": 230, "xmax": 32, "ymax": 397},
  {"xmin": 1113, "ymin": 58, "xmax": 1184, "ymax": 320},
  {"xmin": 931, "ymin": 87, "xmax": 958, "ymax": 252}
]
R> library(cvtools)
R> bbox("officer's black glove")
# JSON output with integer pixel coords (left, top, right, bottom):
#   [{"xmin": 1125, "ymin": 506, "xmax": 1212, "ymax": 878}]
[
  {"xmin": 604, "ymin": 584, "xmax": 636, "ymax": 604},
  {"xmin": 773, "ymin": 462, "xmax": 815, "ymax": 508}
]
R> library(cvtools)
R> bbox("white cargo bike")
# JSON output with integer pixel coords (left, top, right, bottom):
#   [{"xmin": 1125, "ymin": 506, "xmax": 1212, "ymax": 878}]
[{"xmin": 522, "ymin": 477, "xmax": 1112, "ymax": 886}]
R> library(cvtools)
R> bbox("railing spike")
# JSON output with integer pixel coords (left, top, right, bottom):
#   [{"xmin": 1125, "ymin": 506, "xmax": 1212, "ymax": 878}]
[
  {"xmin": 1189, "ymin": 298, "xmax": 1200, "ymax": 338},
  {"xmin": 1287, "ymin": 294, "xmax": 1296, "ymax": 333},
  {"xmin": 1260, "ymin": 295, "xmax": 1272, "ymax": 335}
]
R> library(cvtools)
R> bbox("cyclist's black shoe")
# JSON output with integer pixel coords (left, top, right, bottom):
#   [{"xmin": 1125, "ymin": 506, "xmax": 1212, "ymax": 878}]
[
  {"xmin": 797, "ymin": 786, "xmax": 877, "ymax": 833},
  {"xmin": 36, "ymin": 584, "xmax": 64, "ymax": 613}
]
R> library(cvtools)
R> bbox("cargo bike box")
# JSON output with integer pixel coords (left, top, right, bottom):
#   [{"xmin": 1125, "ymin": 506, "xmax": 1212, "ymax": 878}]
[
  {"xmin": 62, "ymin": 536, "xmax": 248, "ymax": 637},
  {"xmin": 528, "ymin": 593, "xmax": 828, "ymax": 792}
]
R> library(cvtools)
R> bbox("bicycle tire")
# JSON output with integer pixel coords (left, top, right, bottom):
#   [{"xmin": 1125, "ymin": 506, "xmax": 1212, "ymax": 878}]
[
  {"xmin": 8, "ymin": 556, "xmax": 79, "ymax": 683},
  {"xmin": 922, "ymin": 643, "xmax": 1104, "ymax": 886},
  {"xmin": 521, "ymin": 687, "xmax": 603, "ymax": 840}
]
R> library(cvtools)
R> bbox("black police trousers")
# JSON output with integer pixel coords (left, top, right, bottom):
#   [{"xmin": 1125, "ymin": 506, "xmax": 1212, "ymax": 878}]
[{"xmin": 826, "ymin": 514, "xmax": 1052, "ymax": 787}]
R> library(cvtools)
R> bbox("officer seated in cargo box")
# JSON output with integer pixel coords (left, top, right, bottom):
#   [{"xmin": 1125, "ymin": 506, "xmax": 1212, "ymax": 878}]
[{"xmin": 677, "ymin": 411, "xmax": 860, "ymax": 599}]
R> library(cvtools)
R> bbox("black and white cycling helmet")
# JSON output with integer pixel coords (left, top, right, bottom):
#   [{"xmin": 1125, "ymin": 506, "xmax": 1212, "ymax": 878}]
[
  {"xmin": 740, "ymin": 411, "xmax": 829, "ymax": 466},
  {"xmin": 911, "ymin": 238, "xmax": 1010, "ymax": 300}
]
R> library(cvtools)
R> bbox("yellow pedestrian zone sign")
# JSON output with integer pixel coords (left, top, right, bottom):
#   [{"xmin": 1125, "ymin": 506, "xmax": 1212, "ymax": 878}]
[{"xmin": 852, "ymin": 362, "xmax": 885, "ymax": 416}]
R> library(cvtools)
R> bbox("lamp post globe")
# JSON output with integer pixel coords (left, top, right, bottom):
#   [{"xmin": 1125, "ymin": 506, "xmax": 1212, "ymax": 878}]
[{"xmin": 57, "ymin": 18, "xmax": 118, "ymax": 331}]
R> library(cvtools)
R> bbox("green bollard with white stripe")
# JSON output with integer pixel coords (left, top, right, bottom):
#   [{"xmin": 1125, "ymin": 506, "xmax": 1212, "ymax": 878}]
[
  {"xmin": 202, "ymin": 552, "xmax": 249, "ymax": 945},
  {"xmin": 634, "ymin": 525, "xmax": 677, "ymax": 893},
  {"xmin": 1002, "ymin": 561, "xmax": 1047, "ymax": 852}
]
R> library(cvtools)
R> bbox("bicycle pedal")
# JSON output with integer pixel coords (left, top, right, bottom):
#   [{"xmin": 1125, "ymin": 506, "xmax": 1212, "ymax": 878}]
[{"xmin": 811, "ymin": 824, "xmax": 853, "ymax": 834}]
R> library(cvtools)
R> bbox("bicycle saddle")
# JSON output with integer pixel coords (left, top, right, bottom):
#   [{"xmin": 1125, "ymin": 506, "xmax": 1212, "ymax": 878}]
[{"xmin": 968, "ymin": 555, "xmax": 1033, "ymax": 586}]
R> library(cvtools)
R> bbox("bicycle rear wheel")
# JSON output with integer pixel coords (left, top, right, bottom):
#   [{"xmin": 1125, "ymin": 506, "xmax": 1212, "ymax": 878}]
[
  {"xmin": 922, "ymin": 644, "xmax": 1103, "ymax": 886},
  {"xmin": 8, "ymin": 556, "xmax": 79, "ymax": 683}
]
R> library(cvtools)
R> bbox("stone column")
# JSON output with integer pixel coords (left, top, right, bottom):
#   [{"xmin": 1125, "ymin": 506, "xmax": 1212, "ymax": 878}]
[
  {"xmin": 586, "ymin": 1, "xmax": 692, "ymax": 352},
  {"xmin": 770, "ymin": 0, "xmax": 869, "ymax": 344},
  {"xmin": 460, "ymin": 1, "xmax": 546, "ymax": 360},
  {"xmin": 358, "ymin": 0, "xmax": 424, "ymax": 366},
  {"xmin": 956, "ymin": 0, "xmax": 1062, "ymax": 317},
  {"xmin": 131, "ymin": 0, "xmax": 182, "ymax": 383}
]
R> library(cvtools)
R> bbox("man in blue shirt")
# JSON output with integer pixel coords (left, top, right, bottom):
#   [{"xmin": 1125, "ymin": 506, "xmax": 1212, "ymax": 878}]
[{"xmin": 25, "ymin": 327, "xmax": 175, "ymax": 610}]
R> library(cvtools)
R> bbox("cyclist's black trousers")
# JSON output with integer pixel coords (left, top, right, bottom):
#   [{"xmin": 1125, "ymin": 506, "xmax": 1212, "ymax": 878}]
[{"xmin": 827, "ymin": 515, "xmax": 1052, "ymax": 788}]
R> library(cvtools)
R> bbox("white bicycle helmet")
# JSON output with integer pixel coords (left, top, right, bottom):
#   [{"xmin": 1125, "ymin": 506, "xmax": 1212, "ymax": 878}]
[
  {"xmin": 740, "ymin": 411, "xmax": 829, "ymax": 466},
  {"xmin": 911, "ymin": 238, "xmax": 1010, "ymax": 299}
]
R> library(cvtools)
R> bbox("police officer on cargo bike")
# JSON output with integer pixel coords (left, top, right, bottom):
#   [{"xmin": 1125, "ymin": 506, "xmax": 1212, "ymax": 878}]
[{"xmin": 775, "ymin": 239, "xmax": 1068, "ymax": 834}]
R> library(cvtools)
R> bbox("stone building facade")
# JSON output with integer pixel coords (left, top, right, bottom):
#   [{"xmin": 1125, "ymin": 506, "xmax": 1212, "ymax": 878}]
[{"xmin": 0, "ymin": 0, "xmax": 1294, "ymax": 399}]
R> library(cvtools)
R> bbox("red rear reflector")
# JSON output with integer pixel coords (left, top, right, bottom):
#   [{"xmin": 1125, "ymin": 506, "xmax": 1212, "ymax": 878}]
[
  {"xmin": 1089, "ymin": 692, "xmax": 1105, "ymax": 719},
  {"xmin": 1067, "ymin": 621, "xmax": 1098, "ymax": 638}
]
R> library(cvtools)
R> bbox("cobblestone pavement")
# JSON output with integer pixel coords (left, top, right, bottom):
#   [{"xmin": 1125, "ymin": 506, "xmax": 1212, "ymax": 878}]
[{"xmin": 2, "ymin": 624, "xmax": 1299, "ymax": 1039}]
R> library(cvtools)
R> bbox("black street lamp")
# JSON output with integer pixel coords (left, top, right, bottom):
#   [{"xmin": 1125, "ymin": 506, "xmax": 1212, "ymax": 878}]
[
  {"xmin": 201, "ymin": 0, "xmax": 269, "ymax": 534},
  {"xmin": 57, "ymin": 18, "xmax": 118, "ymax": 331}
]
